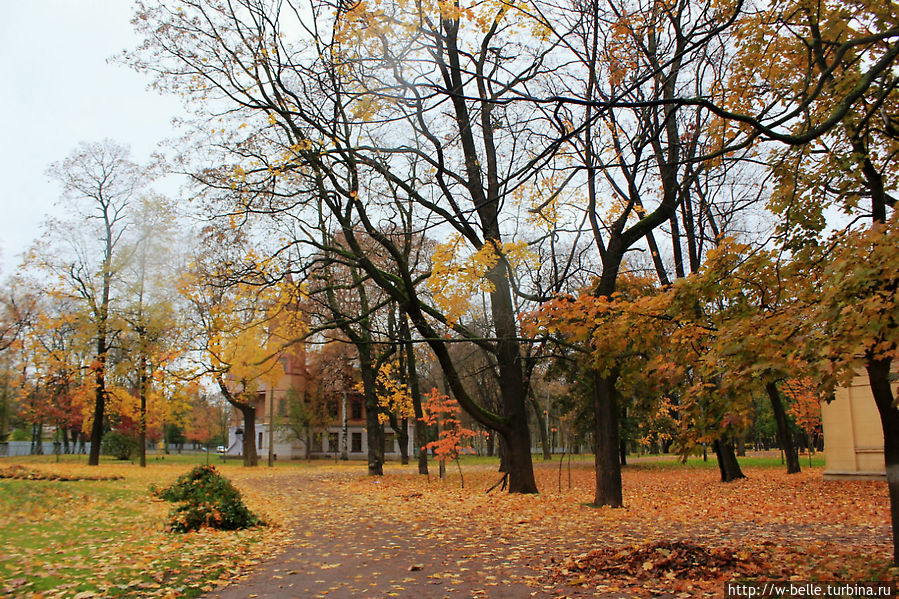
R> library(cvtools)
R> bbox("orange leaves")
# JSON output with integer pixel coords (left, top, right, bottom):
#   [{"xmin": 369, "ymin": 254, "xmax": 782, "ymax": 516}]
[
  {"xmin": 344, "ymin": 459, "xmax": 891, "ymax": 595},
  {"xmin": 420, "ymin": 388, "xmax": 479, "ymax": 462}
]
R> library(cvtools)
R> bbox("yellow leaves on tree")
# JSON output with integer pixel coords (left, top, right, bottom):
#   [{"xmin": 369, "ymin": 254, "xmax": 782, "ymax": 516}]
[
  {"xmin": 375, "ymin": 362, "xmax": 414, "ymax": 424},
  {"xmin": 428, "ymin": 236, "xmax": 534, "ymax": 324}
]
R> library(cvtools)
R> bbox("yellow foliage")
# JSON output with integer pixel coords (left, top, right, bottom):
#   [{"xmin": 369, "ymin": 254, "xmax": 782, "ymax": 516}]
[
  {"xmin": 375, "ymin": 362, "xmax": 414, "ymax": 423},
  {"xmin": 428, "ymin": 236, "xmax": 535, "ymax": 324}
]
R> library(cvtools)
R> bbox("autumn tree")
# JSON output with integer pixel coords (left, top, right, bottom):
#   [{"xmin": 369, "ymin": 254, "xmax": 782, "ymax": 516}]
[
  {"xmin": 179, "ymin": 229, "xmax": 300, "ymax": 467},
  {"xmin": 128, "ymin": 0, "xmax": 597, "ymax": 493},
  {"xmin": 127, "ymin": 0, "xmax": 899, "ymax": 501},
  {"xmin": 721, "ymin": 0, "xmax": 899, "ymax": 558},
  {"xmin": 0, "ymin": 279, "xmax": 38, "ymax": 440},
  {"xmin": 420, "ymin": 388, "xmax": 480, "ymax": 488},
  {"xmin": 119, "ymin": 196, "xmax": 182, "ymax": 467},
  {"xmin": 40, "ymin": 140, "xmax": 146, "ymax": 465}
]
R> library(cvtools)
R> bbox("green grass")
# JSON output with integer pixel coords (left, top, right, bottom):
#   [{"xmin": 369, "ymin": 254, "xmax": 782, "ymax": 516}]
[{"xmin": 0, "ymin": 461, "xmax": 270, "ymax": 598}]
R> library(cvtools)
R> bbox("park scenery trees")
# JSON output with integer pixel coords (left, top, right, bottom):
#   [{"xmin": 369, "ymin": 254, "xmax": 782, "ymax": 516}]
[{"xmin": 0, "ymin": 0, "xmax": 897, "ymax": 593}]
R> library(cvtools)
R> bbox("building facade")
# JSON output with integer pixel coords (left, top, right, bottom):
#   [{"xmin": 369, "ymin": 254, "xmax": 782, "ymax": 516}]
[
  {"xmin": 821, "ymin": 370, "xmax": 893, "ymax": 479},
  {"xmin": 224, "ymin": 344, "xmax": 413, "ymax": 460}
]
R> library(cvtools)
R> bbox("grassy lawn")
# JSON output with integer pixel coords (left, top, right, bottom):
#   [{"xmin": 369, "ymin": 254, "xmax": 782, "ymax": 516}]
[{"xmin": 0, "ymin": 459, "xmax": 278, "ymax": 598}]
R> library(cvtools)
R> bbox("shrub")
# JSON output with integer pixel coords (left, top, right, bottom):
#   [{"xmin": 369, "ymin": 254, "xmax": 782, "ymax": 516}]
[
  {"xmin": 154, "ymin": 465, "xmax": 262, "ymax": 532},
  {"xmin": 102, "ymin": 431, "xmax": 138, "ymax": 460}
]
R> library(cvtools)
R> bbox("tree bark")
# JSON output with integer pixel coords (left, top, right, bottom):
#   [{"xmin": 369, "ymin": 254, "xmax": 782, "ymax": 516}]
[
  {"xmin": 398, "ymin": 418, "xmax": 409, "ymax": 465},
  {"xmin": 238, "ymin": 404, "xmax": 258, "ymax": 467},
  {"xmin": 713, "ymin": 439, "xmax": 745, "ymax": 482},
  {"xmin": 88, "ymin": 331, "xmax": 107, "ymax": 466},
  {"xmin": 138, "ymin": 351, "xmax": 148, "ymax": 468},
  {"xmin": 766, "ymin": 381, "xmax": 801, "ymax": 474},
  {"xmin": 530, "ymin": 393, "xmax": 551, "ymax": 461},
  {"xmin": 867, "ymin": 357, "xmax": 899, "ymax": 563},
  {"xmin": 593, "ymin": 371, "xmax": 623, "ymax": 506},
  {"xmin": 359, "ymin": 347, "xmax": 383, "ymax": 476},
  {"xmin": 400, "ymin": 315, "xmax": 428, "ymax": 475},
  {"xmin": 484, "ymin": 264, "xmax": 538, "ymax": 493}
]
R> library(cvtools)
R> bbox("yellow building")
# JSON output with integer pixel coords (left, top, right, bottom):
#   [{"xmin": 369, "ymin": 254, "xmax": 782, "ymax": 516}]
[{"xmin": 821, "ymin": 372, "xmax": 891, "ymax": 480}]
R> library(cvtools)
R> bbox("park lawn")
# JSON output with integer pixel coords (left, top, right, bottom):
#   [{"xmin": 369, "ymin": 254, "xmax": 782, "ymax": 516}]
[{"xmin": 0, "ymin": 460, "xmax": 290, "ymax": 599}]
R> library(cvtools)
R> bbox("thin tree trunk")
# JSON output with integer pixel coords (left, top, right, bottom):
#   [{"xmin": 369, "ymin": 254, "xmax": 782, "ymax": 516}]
[
  {"xmin": 88, "ymin": 333, "xmax": 107, "ymax": 466},
  {"xmin": 398, "ymin": 418, "xmax": 409, "ymax": 465},
  {"xmin": 529, "ymin": 392, "xmax": 551, "ymax": 461},
  {"xmin": 401, "ymin": 316, "xmax": 428, "ymax": 475},
  {"xmin": 359, "ymin": 346, "xmax": 383, "ymax": 476},
  {"xmin": 138, "ymin": 352, "xmax": 148, "ymax": 468},
  {"xmin": 766, "ymin": 381, "xmax": 801, "ymax": 474}
]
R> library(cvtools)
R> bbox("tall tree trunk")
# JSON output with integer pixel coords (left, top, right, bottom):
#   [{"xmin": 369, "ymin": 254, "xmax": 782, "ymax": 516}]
[
  {"xmin": 867, "ymin": 356, "xmax": 899, "ymax": 563},
  {"xmin": 401, "ymin": 317, "xmax": 428, "ymax": 475},
  {"xmin": 359, "ymin": 347, "xmax": 383, "ymax": 476},
  {"xmin": 238, "ymin": 404, "xmax": 258, "ymax": 467},
  {"xmin": 88, "ymin": 334, "xmax": 106, "ymax": 466},
  {"xmin": 713, "ymin": 439, "xmax": 745, "ymax": 482},
  {"xmin": 593, "ymin": 371, "xmax": 623, "ymax": 506},
  {"xmin": 398, "ymin": 418, "xmax": 409, "ymax": 465},
  {"xmin": 530, "ymin": 392, "xmax": 551, "ymax": 461},
  {"xmin": 485, "ymin": 264, "xmax": 537, "ymax": 493},
  {"xmin": 138, "ymin": 352, "xmax": 148, "ymax": 468},
  {"xmin": 766, "ymin": 381, "xmax": 801, "ymax": 474}
]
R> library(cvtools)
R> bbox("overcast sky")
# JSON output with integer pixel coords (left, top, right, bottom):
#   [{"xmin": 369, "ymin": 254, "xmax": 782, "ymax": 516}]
[{"xmin": 0, "ymin": 1, "xmax": 184, "ymax": 275}]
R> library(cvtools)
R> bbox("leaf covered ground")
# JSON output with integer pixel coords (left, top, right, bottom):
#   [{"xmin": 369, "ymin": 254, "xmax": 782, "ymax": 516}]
[
  {"xmin": 0, "ymin": 455, "xmax": 893, "ymax": 598},
  {"xmin": 331, "ymin": 459, "xmax": 894, "ymax": 597},
  {"xmin": 0, "ymin": 458, "xmax": 297, "ymax": 598}
]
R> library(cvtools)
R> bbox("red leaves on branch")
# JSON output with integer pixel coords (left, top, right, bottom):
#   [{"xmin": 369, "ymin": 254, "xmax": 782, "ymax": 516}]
[{"xmin": 419, "ymin": 388, "xmax": 479, "ymax": 462}]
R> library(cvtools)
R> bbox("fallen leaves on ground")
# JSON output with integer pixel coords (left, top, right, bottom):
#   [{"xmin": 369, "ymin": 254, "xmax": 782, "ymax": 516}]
[
  {"xmin": 338, "ymin": 459, "xmax": 894, "ymax": 596},
  {"xmin": 0, "ymin": 457, "xmax": 893, "ymax": 598},
  {"xmin": 552, "ymin": 540, "xmax": 766, "ymax": 583},
  {"xmin": 0, "ymin": 464, "xmax": 123, "ymax": 481}
]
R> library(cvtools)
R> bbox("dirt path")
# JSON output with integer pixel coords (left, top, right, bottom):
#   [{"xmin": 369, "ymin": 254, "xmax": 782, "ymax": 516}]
[{"xmin": 202, "ymin": 472, "xmax": 544, "ymax": 599}]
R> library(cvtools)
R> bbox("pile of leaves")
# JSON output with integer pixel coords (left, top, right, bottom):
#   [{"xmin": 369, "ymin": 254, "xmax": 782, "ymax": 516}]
[
  {"xmin": 153, "ymin": 465, "xmax": 263, "ymax": 533},
  {"xmin": 0, "ymin": 465, "xmax": 122, "ymax": 481},
  {"xmin": 550, "ymin": 540, "xmax": 766, "ymax": 585}
]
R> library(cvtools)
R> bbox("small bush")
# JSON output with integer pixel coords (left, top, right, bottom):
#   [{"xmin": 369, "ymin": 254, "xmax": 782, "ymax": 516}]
[
  {"xmin": 102, "ymin": 431, "xmax": 138, "ymax": 460},
  {"xmin": 154, "ymin": 465, "xmax": 262, "ymax": 532}
]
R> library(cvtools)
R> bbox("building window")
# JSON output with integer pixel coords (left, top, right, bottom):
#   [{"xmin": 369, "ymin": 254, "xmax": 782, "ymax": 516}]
[
  {"xmin": 258, "ymin": 431, "xmax": 264, "ymax": 449},
  {"xmin": 328, "ymin": 432, "xmax": 339, "ymax": 453},
  {"xmin": 384, "ymin": 433, "xmax": 395, "ymax": 454},
  {"xmin": 351, "ymin": 432, "xmax": 362, "ymax": 453},
  {"xmin": 328, "ymin": 399, "xmax": 339, "ymax": 419},
  {"xmin": 312, "ymin": 432, "xmax": 323, "ymax": 451},
  {"xmin": 351, "ymin": 399, "xmax": 363, "ymax": 420}
]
